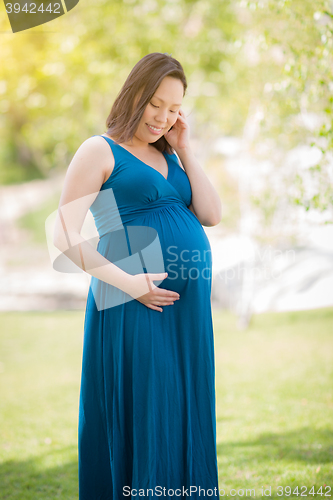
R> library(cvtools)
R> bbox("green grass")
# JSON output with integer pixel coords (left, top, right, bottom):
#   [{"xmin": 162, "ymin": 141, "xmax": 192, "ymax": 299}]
[
  {"xmin": 0, "ymin": 308, "xmax": 332, "ymax": 499},
  {"xmin": 214, "ymin": 307, "xmax": 333, "ymax": 496},
  {"xmin": 0, "ymin": 312, "xmax": 83, "ymax": 500}
]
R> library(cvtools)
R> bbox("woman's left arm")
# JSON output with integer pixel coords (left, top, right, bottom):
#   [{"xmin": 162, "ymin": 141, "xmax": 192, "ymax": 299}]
[
  {"xmin": 177, "ymin": 147, "xmax": 222, "ymax": 227},
  {"xmin": 165, "ymin": 108, "xmax": 222, "ymax": 227}
]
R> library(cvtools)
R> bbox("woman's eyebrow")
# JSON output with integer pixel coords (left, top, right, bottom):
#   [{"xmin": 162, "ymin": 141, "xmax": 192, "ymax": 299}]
[{"xmin": 152, "ymin": 96, "xmax": 182, "ymax": 106}]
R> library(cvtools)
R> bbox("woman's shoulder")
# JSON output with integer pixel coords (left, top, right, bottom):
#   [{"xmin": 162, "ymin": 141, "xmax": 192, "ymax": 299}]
[
  {"xmin": 80, "ymin": 134, "xmax": 114, "ymax": 153},
  {"xmin": 73, "ymin": 135, "xmax": 115, "ymax": 185},
  {"xmin": 81, "ymin": 135, "xmax": 115, "ymax": 163}
]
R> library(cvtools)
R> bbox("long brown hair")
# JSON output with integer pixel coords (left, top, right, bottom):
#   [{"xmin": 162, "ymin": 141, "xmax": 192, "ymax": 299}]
[{"xmin": 105, "ymin": 53, "xmax": 187, "ymax": 154}]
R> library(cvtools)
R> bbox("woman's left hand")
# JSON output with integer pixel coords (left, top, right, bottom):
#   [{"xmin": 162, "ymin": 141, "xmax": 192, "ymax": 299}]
[{"xmin": 164, "ymin": 108, "xmax": 190, "ymax": 152}]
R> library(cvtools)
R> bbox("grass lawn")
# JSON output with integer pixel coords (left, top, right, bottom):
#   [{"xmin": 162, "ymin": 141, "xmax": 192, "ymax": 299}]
[{"xmin": 0, "ymin": 307, "xmax": 332, "ymax": 499}]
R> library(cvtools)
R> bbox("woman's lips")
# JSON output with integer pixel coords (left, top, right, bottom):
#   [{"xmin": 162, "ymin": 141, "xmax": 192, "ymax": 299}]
[{"xmin": 146, "ymin": 123, "xmax": 164, "ymax": 135}]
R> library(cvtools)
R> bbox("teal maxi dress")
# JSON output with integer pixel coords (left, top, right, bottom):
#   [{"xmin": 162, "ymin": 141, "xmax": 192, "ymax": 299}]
[{"xmin": 78, "ymin": 135, "xmax": 219, "ymax": 499}]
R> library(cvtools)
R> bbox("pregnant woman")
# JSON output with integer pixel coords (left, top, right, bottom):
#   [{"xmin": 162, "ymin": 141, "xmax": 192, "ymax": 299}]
[{"xmin": 53, "ymin": 52, "xmax": 222, "ymax": 499}]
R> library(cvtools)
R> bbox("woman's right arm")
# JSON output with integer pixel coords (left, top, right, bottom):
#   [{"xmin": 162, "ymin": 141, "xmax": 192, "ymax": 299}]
[{"xmin": 53, "ymin": 136, "xmax": 179, "ymax": 311}]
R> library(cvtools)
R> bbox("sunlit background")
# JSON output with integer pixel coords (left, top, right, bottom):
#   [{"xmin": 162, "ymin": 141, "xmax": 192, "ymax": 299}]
[
  {"xmin": 1, "ymin": 0, "xmax": 333, "ymax": 325},
  {"xmin": 1, "ymin": 0, "xmax": 333, "ymax": 495}
]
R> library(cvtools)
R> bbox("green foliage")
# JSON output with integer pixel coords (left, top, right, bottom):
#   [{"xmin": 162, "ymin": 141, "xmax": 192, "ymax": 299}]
[
  {"xmin": 208, "ymin": 155, "xmax": 241, "ymax": 231},
  {"xmin": 17, "ymin": 193, "xmax": 60, "ymax": 244},
  {"xmin": 0, "ymin": 0, "xmax": 242, "ymax": 183},
  {"xmin": 242, "ymin": 0, "xmax": 333, "ymax": 213},
  {"xmin": 1, "ymin": 0, "xmax": 332, "ymax": 215}
]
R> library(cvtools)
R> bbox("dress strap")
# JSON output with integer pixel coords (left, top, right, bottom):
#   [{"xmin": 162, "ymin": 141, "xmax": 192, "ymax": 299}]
[{"xmin": 92, "ymin": 135, "xmax": 120, "ymax": 187}]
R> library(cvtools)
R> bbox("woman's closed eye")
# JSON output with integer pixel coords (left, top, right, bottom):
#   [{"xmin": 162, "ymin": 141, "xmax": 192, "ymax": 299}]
[{"xmin": 150, "ymin": 102, "xmax": 177, "ymax": 113}]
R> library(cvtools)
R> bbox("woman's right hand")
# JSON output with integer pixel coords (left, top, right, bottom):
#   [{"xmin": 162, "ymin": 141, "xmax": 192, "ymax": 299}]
[{"xmin": 125, "ymin": 272, "xmax": 180, "ymax": 312}]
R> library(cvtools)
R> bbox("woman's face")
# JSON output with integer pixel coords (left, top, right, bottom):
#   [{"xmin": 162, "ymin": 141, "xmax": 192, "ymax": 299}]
[{"xmin": 134, "ymin": 76, "xmax": 184, "ymax": 144}]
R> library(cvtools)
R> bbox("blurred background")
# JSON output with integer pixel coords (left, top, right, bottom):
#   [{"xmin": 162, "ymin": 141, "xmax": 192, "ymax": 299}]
[
  {"xmin": 1, "ymin": 0, "xmax": 333, "ymax": 327},
  {"xmin": 1, "ymin": 0, "xmax": 333, "ymax": 495}
]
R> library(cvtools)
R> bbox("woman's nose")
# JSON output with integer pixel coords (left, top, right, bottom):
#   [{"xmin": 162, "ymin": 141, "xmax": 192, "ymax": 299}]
[{"xmin": 155, "ymin": 109, "xmax": 168, "ymax": 123}]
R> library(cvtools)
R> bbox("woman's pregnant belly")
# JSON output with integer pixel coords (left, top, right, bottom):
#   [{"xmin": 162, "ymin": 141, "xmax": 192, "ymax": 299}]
[
  {"xmin": 144, "ymin": 205, "xmax": 212, "ymax": 294},
  {"xmin": 92, "ymin": 205, "xmax": 212, "ymax": 308}
]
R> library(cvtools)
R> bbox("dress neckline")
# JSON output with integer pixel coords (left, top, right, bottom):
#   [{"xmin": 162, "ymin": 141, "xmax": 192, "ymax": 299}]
[{"xmin": 101, "ymin": 134, "xmax": 170, "ymax": 181}]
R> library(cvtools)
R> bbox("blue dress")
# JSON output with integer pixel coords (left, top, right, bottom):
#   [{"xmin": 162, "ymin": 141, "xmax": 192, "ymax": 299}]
[{"xmin": 78, "ymin": 135, "xmax": 219, "ymax": 499}]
